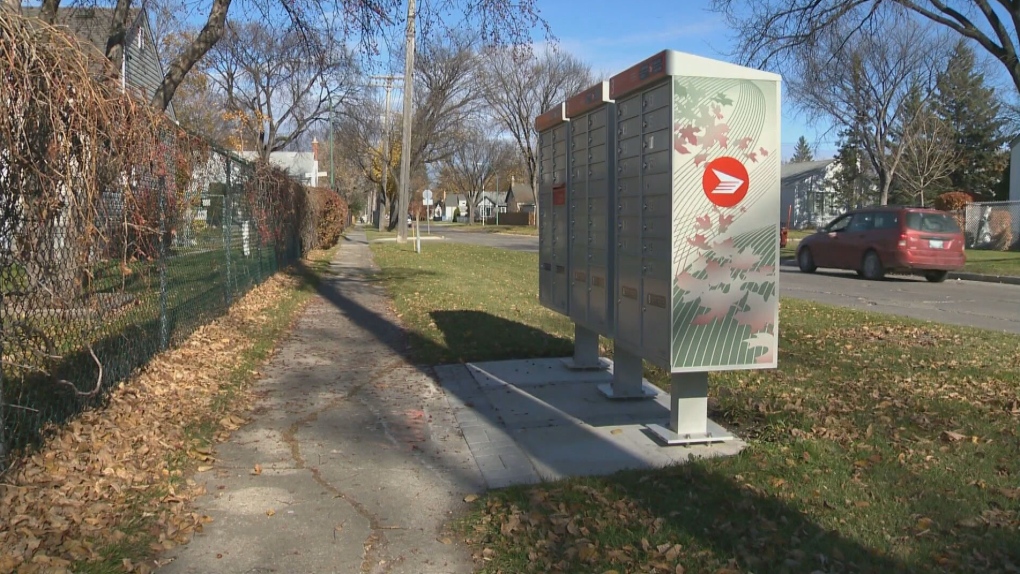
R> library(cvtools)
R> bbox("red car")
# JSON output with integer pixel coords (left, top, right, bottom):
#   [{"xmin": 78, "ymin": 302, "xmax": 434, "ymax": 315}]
[{"xmin": 796, "ymin": 207, "xmax": 965, "ymax": 282}]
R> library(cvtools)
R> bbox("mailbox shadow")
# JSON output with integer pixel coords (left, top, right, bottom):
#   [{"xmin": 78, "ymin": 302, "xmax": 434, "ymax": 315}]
[
  {"xmin": 430, "ymin": 309, "xmax": 670, "ymax": 429},
  {"xmin": 301, "ymin": 246, "xmax": 913, "ymax": 572}
]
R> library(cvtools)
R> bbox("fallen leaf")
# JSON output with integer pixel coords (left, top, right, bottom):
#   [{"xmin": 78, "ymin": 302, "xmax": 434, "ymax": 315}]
[
  {"xmin": 464, "ymin": 494, "xmax": 479, "ymax": 503},
  {"xmin": 266, "ymin": 509, "xmax": 275, "ymax": 517},
  {"xmin": 941, "ymin": 430, "xmax": 966, "ymax": 442},
  {"xmin": 610, "ymin": 429, "xmax": 623, "ymax": 435},
  {"xmin": 251, "ymin": 464, "xmax": 263, "ymax": 475}
]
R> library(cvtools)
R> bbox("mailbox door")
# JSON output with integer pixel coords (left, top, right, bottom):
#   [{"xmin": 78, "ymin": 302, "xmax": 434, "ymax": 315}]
[
  {"xmin": 569, "ymin": 121, "xmax": 589, "ymax": 323},
  {"xmin": 551, "ymin": 124, "xmax": 570, "ymax": 314}
]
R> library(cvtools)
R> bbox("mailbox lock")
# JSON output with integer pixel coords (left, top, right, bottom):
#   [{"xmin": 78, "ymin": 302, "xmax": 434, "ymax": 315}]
[{"xmin": 642, "ymin": 163, "xmax": 648, "ymax": 170}]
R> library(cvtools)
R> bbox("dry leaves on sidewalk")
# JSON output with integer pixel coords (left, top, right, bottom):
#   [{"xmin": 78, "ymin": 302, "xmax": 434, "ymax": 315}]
[{"xmin": 0, "ymin": 273, "xmax": 304, "ymax": 573}]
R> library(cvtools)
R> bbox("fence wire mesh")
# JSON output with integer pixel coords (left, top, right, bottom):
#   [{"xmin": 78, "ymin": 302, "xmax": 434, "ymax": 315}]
[
  {"xmin": 0, "ymin": 143, "xmax": 304, "ymax": 471},
  {"xmin": 962, "ymin": 201, "xmax": 1020, "ymax": 251}
]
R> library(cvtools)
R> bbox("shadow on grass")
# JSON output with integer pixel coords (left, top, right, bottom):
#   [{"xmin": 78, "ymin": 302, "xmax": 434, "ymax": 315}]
[{"xmin": 422, "ymin": 310, "xmax": 572, "ymax": 365}]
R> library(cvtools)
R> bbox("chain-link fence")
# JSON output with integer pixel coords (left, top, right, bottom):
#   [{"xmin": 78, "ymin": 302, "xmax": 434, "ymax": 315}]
[
  {"xmin": 0, "ymin": 143, "xmax": 306, "ymax": 470},
  {"xmin": 0, "ymin": 11, "xmax": 325, "ymax": 470},
  {"xmin": 961, "ymin": 201, "xmax": 1020, "ymax": 251}
]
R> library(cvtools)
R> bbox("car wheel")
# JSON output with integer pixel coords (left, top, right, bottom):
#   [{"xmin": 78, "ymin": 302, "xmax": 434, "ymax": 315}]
[
  {"xmin": 797, "ymin": 248, "xmax": 817, "ymax": 273},
  {"xmin": 924, "ymin": 270, "xmax": 949, "ymax": 283},
  {"xmin": 861, "ymin": 250, "xmax": 885, "ymax": 280}
]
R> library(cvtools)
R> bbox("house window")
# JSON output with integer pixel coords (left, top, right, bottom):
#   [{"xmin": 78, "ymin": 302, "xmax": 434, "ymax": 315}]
[{"xmin": 136, "ymin": 29, "xmax": 145, "ymax": 49}]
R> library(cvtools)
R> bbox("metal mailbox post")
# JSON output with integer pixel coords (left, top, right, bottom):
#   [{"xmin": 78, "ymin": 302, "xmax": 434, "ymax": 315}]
[
  {"xmin": 536, "ymin": 104, "xmax": 570, "ymax": 316},
  {"xmin": 606, "ymin": 50, "xmax": 782, "ymax": 443}
]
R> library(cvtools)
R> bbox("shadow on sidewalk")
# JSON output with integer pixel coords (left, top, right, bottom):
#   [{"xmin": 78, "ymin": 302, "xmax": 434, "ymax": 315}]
[{"xmin": 291, "ymin": 250, "xmax": 918, "ymax": 572}]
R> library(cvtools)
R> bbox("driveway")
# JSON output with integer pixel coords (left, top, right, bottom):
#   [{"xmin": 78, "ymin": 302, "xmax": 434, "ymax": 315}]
[{"xmin": 441, "ymin": 229, "xmax": 1020, "ymax": 333}]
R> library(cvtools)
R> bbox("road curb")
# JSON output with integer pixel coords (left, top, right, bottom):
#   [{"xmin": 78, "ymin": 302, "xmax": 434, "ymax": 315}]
[{"xmin": 779, "ymin": 257, "xmax": 1020, "ymax": 285}]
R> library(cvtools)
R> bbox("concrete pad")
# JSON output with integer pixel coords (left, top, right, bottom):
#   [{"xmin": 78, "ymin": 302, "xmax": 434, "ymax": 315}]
[{"xmin": 435, "ymin": 357, "xmax": 746, "ymax": 486}]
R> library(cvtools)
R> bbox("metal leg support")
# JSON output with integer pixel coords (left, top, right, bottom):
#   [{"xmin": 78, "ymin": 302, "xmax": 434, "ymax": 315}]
[
  {"xmin": 598, "ymin": 347, "xmax": 657, "ymax": 399},
  {"xmin": 648, "ymin": 371, "xmax": 734, "ymax": 445},
  {"xmin": 561, "ymin": 324, "xmax": 610, "ymax": 370}
]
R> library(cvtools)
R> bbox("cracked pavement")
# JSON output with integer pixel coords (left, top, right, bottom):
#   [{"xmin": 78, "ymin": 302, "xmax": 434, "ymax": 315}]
[{"xmin": 158, "ymin": 231, "xmax": 482, "ymax": 574}]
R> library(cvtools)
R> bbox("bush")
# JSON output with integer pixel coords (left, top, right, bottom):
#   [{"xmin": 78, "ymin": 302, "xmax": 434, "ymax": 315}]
[
  {"xmin": 989, "ymin": 211, "xmax": 1014, "ymax": 251},
  {"xmin": 933, "ymin": 191, "xmax": 974, "ymax": 212},
  {"xmin": 453, "ymin": 207, "xmax": 461, "ymax": 222}
]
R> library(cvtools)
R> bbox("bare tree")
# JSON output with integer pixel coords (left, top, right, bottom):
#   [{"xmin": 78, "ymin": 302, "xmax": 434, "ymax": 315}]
[
  {"xmin": 31, "ymin": 0, "xmax": 548, "ymax": 113},
  {"xmin": 713, "ymin": 0, "xmax": 1020, "ymax": 97},
  {"xmin": 383, "ymin": 35, "xmax": 484, "ymax": 229},
  {"xmin": 896, "ymin": 92, "xmax": 959, "ymax": 206},
  {"xmin": 439, "ymin": 129, "xmax": 514, "ymax": 224},
  {"xmin": 479, "ymin": 47, "xmax": 593, "ymax": 222},
  {"xmin": 203, "ymin": 20, "xmax": 358, "ymax": 160},
  {"xmin": 788, "ymin": 18, "xmax": 944, "ymax": 204}
]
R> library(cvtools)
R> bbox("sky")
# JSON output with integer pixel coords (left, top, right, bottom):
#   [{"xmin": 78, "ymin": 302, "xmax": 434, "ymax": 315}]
[{"xmin": 532, "ymin": 0, "xmax": 840, "ymax": 161}]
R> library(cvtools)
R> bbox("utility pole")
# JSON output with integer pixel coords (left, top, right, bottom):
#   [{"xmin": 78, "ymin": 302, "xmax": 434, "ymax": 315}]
[
  {"xmin": 397, "ymin": 0, "xmax": 416, "ymax": 244},
  {"xmin": 329, "ymin": 99, "xmax": 335, "ymax": 190},
  {"xmin": 368, "ymin": 75, "xmax": 401, "ymax": 232}
]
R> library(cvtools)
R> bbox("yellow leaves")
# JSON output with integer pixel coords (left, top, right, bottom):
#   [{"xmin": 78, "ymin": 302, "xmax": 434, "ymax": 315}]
[
  {"xmin": 266, "ymin": 508, "xmax": 276, "ymax": 517},
  {"xmin": 463, "ymin": 493, "xmax": 479, "ymax": 503}
]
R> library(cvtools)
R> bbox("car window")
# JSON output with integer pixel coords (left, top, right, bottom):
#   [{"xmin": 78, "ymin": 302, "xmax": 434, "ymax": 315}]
[
  {"xmin": 848, "ymin": 213, "xmax": 874, "ymax": 232},
  {"xmin": 905, "ymin": 212, "xmax": 961, "ymax": 233},
  {"xmin": 874, "ymin": 212, "xmax": 899, "ymax": 230},
  {"xmin": 826, "ymin": 214, "xmax": 852, "ymax": 232}
]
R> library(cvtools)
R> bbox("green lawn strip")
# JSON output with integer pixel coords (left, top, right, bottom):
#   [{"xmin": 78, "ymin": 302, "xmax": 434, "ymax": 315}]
[
  {"xmin": 73, "ymin": 245, "xmax": 338, "ymax": 574},
  {"xmin": 371, "ymin": 240, "xmax": 1020, "ymax": 574},
  {"xmin": 961, "ymin": 249, "xmax": 1020, "ymax": 276}
]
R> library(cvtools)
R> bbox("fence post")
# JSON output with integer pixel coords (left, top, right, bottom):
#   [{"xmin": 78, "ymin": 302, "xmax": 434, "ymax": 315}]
[
  {"xmin": 223, "ymin": 157, "xmax": 233, "ymax": 306},
  {"xmin": 158, "ymin": 174, "xmax": 170, "ymax": 350}
]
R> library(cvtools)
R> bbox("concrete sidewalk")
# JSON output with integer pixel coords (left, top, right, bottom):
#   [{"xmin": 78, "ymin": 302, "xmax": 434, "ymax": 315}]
[
  {"xmin": 158, "ymin": 230, "xmax": 742, "ymax": 574},
  {"xmin": 158, "ymin": 231, "xmax": 482, "ymax": 574}
]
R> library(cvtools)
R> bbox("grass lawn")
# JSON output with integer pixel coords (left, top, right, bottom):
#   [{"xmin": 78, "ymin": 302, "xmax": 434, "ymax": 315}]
[{"xmin": 370, "ymin": 240, "xmax": 1020, "ymax": 574}]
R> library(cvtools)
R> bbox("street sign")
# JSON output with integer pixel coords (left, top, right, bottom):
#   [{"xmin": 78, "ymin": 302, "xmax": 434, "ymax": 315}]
[{"xmin": 422, "ymin": 189, "xmax": 433, "ymax": 206}]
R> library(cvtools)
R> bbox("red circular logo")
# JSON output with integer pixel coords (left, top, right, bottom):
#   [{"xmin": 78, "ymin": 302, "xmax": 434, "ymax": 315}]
[{"xmin": 702, "ymin": 156, "xmax": 749, "ymax": 208}]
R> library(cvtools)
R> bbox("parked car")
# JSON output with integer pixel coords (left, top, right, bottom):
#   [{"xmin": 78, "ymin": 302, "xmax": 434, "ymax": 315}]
[{"xmin": 796, "ymin": 206, "xmax": 965, "ymax": 282}]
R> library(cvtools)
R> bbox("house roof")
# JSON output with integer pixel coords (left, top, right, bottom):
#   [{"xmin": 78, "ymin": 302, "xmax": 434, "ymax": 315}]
[
  {"xmin": 508, "ymin": 183, "xmax": 535, "ymax": 204},
  {"xmin": 23, "ymin": 6, "xmax": 176, "ymax": 120},
  {"xmin": 781, "ymin": 159, "xmax": 834, "ymax": 183}
]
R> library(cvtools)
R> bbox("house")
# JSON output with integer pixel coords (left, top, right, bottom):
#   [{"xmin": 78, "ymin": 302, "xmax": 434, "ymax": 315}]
[
  {"xmin": 25, "ymin": 6, "xmax": 177, "ymax": 120},
  {"xmin": 478, "ymin": 191, "xmax": 506, "ymax": 220},
  {"xmin": 238, "ymin": 138, "xmax": 326, "ymax": 187},
  {"xmin": 505, "ymin": 180, "xmax": 536, "ymax": 213},
  {"xmin": 780, "ymin": 159, "xmax": 842, "ymax": 229}
]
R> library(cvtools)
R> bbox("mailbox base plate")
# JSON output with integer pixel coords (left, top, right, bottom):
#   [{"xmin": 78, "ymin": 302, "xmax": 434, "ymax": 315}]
[
  {"xmin": 647, "ymin": 420, "xmax": 735, "ymax": 446},
  {"xmin": 561, "ymin": 357, "xmax": 612, "ymax": 371},
  {"xmin": 597, "ymin": 381, "xmax": 659, "ymax": 400}
]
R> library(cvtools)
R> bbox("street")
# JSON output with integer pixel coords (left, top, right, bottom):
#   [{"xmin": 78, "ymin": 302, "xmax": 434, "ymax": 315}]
[{"xmin": 437, "ymin": 228, "xmax": 1020, "ymax": 334}]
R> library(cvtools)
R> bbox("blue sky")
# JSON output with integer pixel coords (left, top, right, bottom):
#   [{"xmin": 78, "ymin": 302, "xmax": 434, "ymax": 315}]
[{"xmin": 533, "ymin": 0, "xmax": 840, "ymax": 161}]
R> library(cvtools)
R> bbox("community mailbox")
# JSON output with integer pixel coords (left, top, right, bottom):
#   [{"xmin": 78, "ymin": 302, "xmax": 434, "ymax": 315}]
[
  {"xmin": 609, "ymin": 50, "xmax": 781, "ymax": 374},
  {"xmin": 536, "ymin": 103, "xmax": 570, "ymax": 316},
  {"xmin": 564, "ymin": 81, "xmax": 615, "ymax": 338}
]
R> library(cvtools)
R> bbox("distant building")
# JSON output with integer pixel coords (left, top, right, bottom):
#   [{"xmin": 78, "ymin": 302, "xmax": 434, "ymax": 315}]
[
  {"xmin": 505, "ymin": 179, "xmax": 536, "ymax": 213},
  {"xmin": 238, "ymin": 138, "xmax": 327, "ymax": 187},
  {"xmin": 781, "ymin": 159, "xmax": 841, "ymax": 229}
]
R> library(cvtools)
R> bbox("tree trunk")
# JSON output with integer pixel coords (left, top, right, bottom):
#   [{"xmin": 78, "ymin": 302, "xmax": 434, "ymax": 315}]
[{"xmin": 150, "ymin": 0, "xmax": 232, "ymax": 111}]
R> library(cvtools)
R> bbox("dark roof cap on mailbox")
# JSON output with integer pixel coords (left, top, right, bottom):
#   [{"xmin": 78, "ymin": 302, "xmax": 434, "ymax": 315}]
[
  {"xmin": 609, "ymin": 50, "xmax": 669, "ymax": 100},
  {"xmin": 565, "ymin": 81, "xmax": 611, "ymax": 118},
  {"xmin": 534, "ymin": 102, "xmax": 567, "ymax": 132}
]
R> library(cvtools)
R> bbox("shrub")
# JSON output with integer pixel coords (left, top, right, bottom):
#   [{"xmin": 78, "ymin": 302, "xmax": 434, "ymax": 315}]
[
  {"xmin": 989, "ymin": 211, "xmax": 1014, "ymax": 251},
  {"xmin": 453, "ymin": 207, "xmax": 461, "ymax": 222},
  {"xmin": 933, "ymin": 191, "xmax": 974, "ymax": 212}
]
